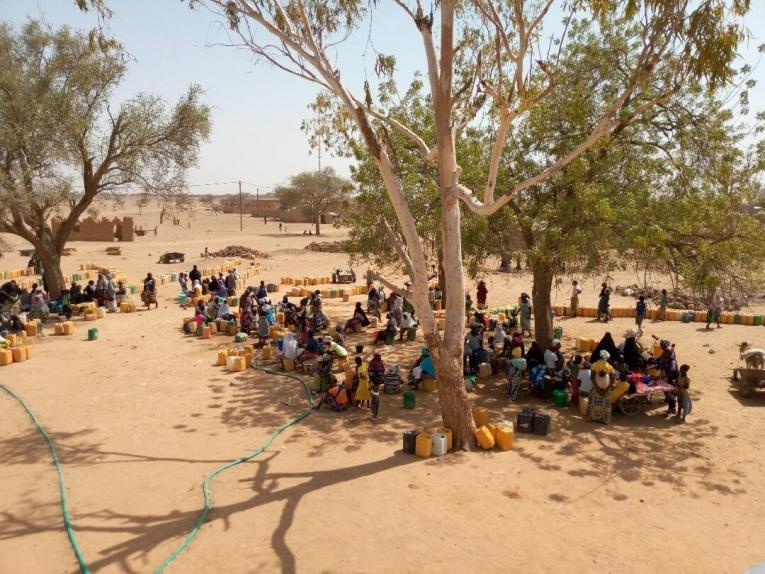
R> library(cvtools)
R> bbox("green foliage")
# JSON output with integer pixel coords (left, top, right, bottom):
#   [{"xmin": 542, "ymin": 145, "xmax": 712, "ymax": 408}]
[
  {"xmin": 274, "ymin": 167, "xmax": 351, "ymax": 233},
  {"xmin": 0, "ymin": 20, "xmax": 210, "ymax": 295}
]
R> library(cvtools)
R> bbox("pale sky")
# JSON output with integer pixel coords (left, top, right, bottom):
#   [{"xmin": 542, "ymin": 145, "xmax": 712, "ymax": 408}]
[{"xmin": 3, "ymin": 1, "xmax": 764, "ymax": 195}]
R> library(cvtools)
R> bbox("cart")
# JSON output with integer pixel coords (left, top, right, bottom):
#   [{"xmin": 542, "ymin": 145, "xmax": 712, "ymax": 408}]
[
  {"xmin": 615, "ymin": 380, "xmax": 676, "ymax": 416},
  {"xmin": 331, "ymin": 268, "xmax": 356, "ymax": 284},
  {"xmin": 732, "ymin": 368, "xmax": 765, "ymax": 398},
  {"xmin": 158, "ymin": 252, "xmax": 185, "ymax": 264}
]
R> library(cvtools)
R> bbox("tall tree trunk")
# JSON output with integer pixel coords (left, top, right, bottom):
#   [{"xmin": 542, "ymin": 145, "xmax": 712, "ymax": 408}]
[
  {"xmin": 35, "ymin": 240, "xmax": 65, "ymax": 299},
  {"xmin": 159, "ymin": 207, "xmax": 166, "ymax": 225},
  {"xmin": 499, "ymin": 252, "xmax": 512, "ymax": 272},
  {"xmin": 315, "ymin": 213, "xmax": 321, "ymax": 236},
  {"xmin": 531, "ymin": 259, "xmax": 555, "ymax": 347}
]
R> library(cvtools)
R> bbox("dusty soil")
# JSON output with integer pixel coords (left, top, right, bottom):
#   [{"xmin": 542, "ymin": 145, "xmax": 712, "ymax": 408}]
[{"xmin": 2, "ymin": 201, "xmax": 764, "ymax": 574}]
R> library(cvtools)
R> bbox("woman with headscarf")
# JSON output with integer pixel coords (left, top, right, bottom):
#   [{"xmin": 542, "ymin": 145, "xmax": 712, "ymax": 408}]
[
  {"xmin": 476, "ymin": 280, "xmax": 488, "ymax": 310},
  {"xmin": 506, "ymin": 332, "xmax": 526, "ymax": 359},
  {"xmin": 391, "ymin": 293, "xmax": 404, "ymax": 328},
  {"xmin": 410, "ymin": 348, "xmax": 436, "ymax": 389},
  {"xmin": 525, "ymin": 340, "xmax": 544, "ymax": 371},
  {"xmin": 345, "ymin": 302, "xmax": 371, "ymax": 332},
  {"xmin": 367, "ymin": 285, "xmax": 380, "ymax": 317},
  {"xmin": 295, "ymin": 298, "xmax": 310, "ymax": 346},
  {"xmin": 519, "ymin": 293, "xmax": 532, "ymax": 336},
  {"xmin": 589, "ymin": 332, "xmax": 621, "ymax": 365},
  {"xmin": 368, "ymin": 352, "xmax": 386, "ymax": 385},
  {"xmin": 493, "ymin": 321, "xmax": 510, "ymax": 354},
  {"xmin": 257, "ymin": 302, "xmax": 270, "ymax": 346},
  {"xmin": 374, "ymin": 313, "xmax": 398, "ymax": 344},
  {"xmin": 105, "ymin": 275, "xmax": 117, "ymax": 312},
  {"xmin": 95, "ymin": 273, "xmax": 107, "ymax": 307},
  {"xmin": 588, "ymin": 353, "xmax": 615, "ymax": 424},
  {"xmin": 622, "ymin": 329, "xmax": 643, "ymax": 371},
  {"xmin": 597, "ymin": 283, "xmax": 612, "ymax": 322},
  {"xmin": 239, "ymin": 288, "xmax": 253, "ymax": 333},
  {"xmin": 142, "ymin": 273, "xmax": 158, "ymax": 309}
]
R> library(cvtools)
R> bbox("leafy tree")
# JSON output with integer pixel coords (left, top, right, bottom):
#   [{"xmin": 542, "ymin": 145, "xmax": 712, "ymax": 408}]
[
  {"xmin": 0, "ymin": 21, "xmax": 210, "ymax": 297},
  {"xmin": 274, "ymin": 167, "xmax": 351, "ymax": 235},
  {"xmin": 191, "ymin": 0, "xmax": 750, "ymax": 448},
  {"xmin": 626, "ymin": 104, "xmax": 765, "ymax": 302}
]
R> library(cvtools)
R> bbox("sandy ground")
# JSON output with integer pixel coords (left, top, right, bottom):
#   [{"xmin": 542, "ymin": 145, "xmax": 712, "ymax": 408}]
[{"xmin": 1, "ymin": 201, "xmax": 764, "ymax": 574}]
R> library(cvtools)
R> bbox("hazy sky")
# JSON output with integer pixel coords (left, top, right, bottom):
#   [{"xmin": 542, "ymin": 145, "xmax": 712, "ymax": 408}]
[{"xmin": 3, "ymin": 1, "xmax": 764, "ymax": 195}]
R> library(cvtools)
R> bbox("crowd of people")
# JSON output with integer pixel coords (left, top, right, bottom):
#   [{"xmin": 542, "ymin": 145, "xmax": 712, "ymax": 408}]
[{"xmin": 1, "ymin": 272, "xmax": 129, "ymax": 329}]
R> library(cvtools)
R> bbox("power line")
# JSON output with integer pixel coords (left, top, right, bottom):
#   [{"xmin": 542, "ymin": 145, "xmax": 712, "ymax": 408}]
[{"xmin": 69, "ymin": 180, "xmax": 278, "ymax": 191}]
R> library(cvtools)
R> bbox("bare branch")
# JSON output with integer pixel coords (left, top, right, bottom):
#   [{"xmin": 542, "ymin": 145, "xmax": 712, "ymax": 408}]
[{"xmin": 364, "ymin": 106, "xmax": 434, "ymax": 162}]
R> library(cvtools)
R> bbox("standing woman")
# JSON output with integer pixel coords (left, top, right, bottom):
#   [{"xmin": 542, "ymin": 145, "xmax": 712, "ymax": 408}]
[
  {"xmin": 105, "ymin": 274, "xmax": 117, "ymax": 313},
  {"xmin": 239, "ymin": 287, "xmax": 253, "ymax": 334},
  {"xmin": 476, "ymin": 280, "xmax": 488, "ymax": 310},
  {"xmin": 95, "ymin": 273, "xmax": 107, "ymax": 308},
  {"xmin": 519, "ymin": 293, "xmax": 532, "ymax": 337},
  {"xmin": 142, "ymin": 273, "xmax": 158, "ymax": 310},
  {"xmin": 597, "ymin": 282, "xmax": 612, "ymax": 322}
]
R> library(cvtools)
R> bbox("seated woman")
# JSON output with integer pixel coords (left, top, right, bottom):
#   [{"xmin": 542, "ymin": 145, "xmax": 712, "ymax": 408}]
[
  {"xmin": 1, "ymin": 314, "xmax": 25, "ymax": 333},
  {"xmin": 217, "ymin": 297, "xmax": 234, "ymax": 320},
  {"xmin": 506, "ymin": 332, "xmax": 526, "ymax": 359},
  {"xmin": 368, "ymin": 352, "xmax": 386, "ymax": 386},
  {"xmin": 345, "ymin": 302, "xmax": 371, "ymax": 332},
  {"xmin": 493, "ymin": 322, "xmax": 510, "ymax": 354},
  {"xmin": 622, "ymin": 329, "xmax": 644, "ymax": 372},
  {"xmin": 295, "ymin": 331, "xmax": 321, "ymax": 369},
  {"xmin": 398, "ymin": 311, "xmax": 417, "ymax": 341},
  {"xmin": 194, "ymin": 300, "xmax": 207, "ymax": 325},
  {"xmin": 374, "ymin": 313, "xmax": 398, "ymax": 344},
  {"xmin": 525, "ymin": 341, "xmax": 545, "ymax": 371},
  {"xmin": 29, "ymin": 284, "xmax": 49, "ymax": 322},
  {"xmin": 590, "ymin": 332, "xmax": 622, "ymax": 365},
  {"xmin": 332, "ymin": 324, "xmax": 346, "ymax": 346},
  {"xmin": 410, "ymin": 348, "xmax": 436, "ymax": 389}
]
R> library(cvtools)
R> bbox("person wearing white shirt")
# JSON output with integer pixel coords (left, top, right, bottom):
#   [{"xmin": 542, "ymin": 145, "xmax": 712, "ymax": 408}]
[
  {"xmin": 577, "ymin": 363, "xmax": 593, "ymax": 395},
  {"xmin": 544, "ymin": 339, "xmax": 563, "ymax": 372}
]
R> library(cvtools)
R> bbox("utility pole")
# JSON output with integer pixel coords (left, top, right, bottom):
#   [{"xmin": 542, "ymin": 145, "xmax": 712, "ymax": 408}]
[{"xmin": 238, "ymin": 180, "xmax": 243, "ymax": 231}]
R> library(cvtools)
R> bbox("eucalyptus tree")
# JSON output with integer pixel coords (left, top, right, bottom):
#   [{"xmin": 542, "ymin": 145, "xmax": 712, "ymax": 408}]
[{"xmin": 189, "ymin": 0, "xmax": 750, "ymax": 447}]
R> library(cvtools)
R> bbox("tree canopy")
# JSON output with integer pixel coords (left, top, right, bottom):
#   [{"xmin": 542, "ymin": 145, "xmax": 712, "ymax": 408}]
[
  {"xmin": 274, "ymin": 167, "xmax": 351, "ymax": 235},
  {"xmin": 0, "ymin": 20, "xmax": 210, "ymax": 296}
]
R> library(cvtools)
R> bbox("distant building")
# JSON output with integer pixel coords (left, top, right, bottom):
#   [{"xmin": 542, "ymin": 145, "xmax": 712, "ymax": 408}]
[
  {"xmin": 217, "ymin": 195, "xmax": 340, "ymax": 223},
  {"xmin": 51, "ymin": 216, "xmax": 134, "ymax": 242}
]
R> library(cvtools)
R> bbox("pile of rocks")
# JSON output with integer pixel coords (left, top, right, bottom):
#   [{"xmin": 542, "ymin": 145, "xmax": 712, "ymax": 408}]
[
  {"xmin": 305, "ymin": 241, "xmax": 347, "ymax": 253},
  {"xmin": 208, "ymin": 245, "xmax": 269, "ymax": 259}
]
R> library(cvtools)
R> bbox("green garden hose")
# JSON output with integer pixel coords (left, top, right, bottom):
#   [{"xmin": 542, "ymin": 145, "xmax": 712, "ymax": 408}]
[
  {"xmin": 154, "ymin": 365, "xmax": 313, "ymax": 573},
  {"xmin": 1, "ymin": 366, "xmax": 313, "ymax": 574},
  {"xmin": 0, "ymin": 383, "xmax": 91, "ymax": 574}
]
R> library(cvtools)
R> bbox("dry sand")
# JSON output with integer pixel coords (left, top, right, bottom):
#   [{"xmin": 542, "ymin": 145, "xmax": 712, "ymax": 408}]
[{"xmin": 1, "ymin": 201, "xmax": 764, "ymax": 574}]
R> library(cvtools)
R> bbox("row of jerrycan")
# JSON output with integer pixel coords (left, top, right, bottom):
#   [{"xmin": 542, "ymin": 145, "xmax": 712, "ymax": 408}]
[
  {"xmin": 0, "ymin": 345, "xmax": 32, "ymax": 366},
  {"xmin": 403, "ymin": 428, "xmax": 453, "ymax": 457}
]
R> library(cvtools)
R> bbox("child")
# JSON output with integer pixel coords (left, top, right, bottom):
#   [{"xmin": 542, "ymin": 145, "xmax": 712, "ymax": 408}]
[
  {"xmin": 577, "ymin": 360, "xmax": 592, "ymax": 397},
  {"xmin": 675, "ymin": 364, "xmax": 692, "ymax": 423},
  {"xmin": 568, "ymin": 355, "xmax": 583, "ymax": 401},
  {"xmin": 370, "ymin": 380, "xmax": 381, "ymax": 419},
  {"xmin": 353, "ymin": 356, "xmax": 371, "ymax": 408},
  {"xmin": 635, "ymin": 295, "xmax": 646, "ymax": 335}
]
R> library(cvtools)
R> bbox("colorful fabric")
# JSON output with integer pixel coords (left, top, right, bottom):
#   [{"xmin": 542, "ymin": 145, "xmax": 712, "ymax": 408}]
[
  {"xmin": 587, "ymin": 391, "xmax": 612, "ymax": 423},
  {"xmin": 355, "ymin": 364, "xmax": 372, "ymax": 401}
]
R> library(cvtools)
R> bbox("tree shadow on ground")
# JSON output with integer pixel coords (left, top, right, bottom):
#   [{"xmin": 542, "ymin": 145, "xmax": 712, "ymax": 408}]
[{"xmin": 0, "ymin": 452, "xmax": 418, "ymax": 574}]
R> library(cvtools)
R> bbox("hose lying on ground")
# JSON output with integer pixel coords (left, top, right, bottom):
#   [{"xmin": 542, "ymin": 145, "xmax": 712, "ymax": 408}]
[
  {"xmin": 154, "ymin": 365, "xmax": 313, "ymax": 573},
  {"xmin": 2, "ymin": 365, "xmax": 314, "ymax": 574},
  {"xmin": 1, "ymin": 384, "xmax": 91, "ymax": 574}
]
